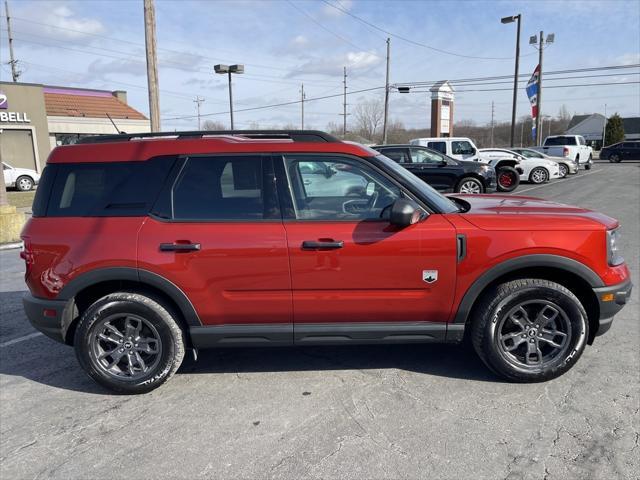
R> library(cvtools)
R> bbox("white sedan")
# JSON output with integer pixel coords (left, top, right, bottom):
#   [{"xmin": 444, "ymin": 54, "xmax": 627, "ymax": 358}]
[
  {"xmin": 479, "ymin": 149, "xmax": 560, "ymax": 184},
  {"xmin": 3, "ymin": 162, "xmax": 41, "ymax": 191}
]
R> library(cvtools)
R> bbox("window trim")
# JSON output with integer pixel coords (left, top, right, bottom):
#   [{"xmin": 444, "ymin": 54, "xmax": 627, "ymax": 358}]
[
  {"xmin": 150, "ymin": 153, "xmax": 282, "ymax": 223},
  {"xmin": 274, "ymin": 153, "xmax": 429, "ymax": 223}
]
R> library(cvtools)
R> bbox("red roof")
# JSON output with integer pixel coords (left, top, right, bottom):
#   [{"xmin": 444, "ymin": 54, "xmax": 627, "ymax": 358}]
[{"xmin": 44, "ymin": 91, "xmax": 147, "ymax": 120}]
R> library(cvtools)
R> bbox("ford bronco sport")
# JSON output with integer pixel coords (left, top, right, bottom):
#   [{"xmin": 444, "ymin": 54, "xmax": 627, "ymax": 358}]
[{"xmin": 21, "ymin": 130, "xmax": 632, "ymax": 394}]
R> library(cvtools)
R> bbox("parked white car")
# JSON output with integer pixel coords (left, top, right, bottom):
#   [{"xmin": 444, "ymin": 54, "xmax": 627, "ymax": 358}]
[
  {"xmin": 510, "ymin": 148, "xmax": 578, "ymax": 178},
  {"xmin": 530, "ymin": 135, "xmax": 593, "ymax": 170},
  {"xmin": 478, "ymin": 149, "xmax": 560, "ymax": 184},
  {"xmin": 2, "ymin": 162, "xmax": 40, "ymax": 191}
]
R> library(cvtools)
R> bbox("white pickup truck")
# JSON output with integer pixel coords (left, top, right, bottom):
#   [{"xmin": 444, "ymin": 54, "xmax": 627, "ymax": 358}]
[{"xmin": 530, "ymin": 135, "xmax": 593, "ymax": 170}]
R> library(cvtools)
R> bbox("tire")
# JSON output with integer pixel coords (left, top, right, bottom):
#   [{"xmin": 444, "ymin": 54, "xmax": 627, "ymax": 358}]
[
  {"xmin": 610, "ymin": 154, "xmax": 621, "ymax": 163},
  {"xmin": 74, "ymin": 292, "xmax": 185, "ymax": 394},
  {"xmin": 470, "ymin": 279, "xmax": 588, "ymax": 382},
  {"xmin": 15, "ymin": 175, "xmax": 34, "ymax": 191},
  {"xmin": 455, "ymin": 176, "xmax": 484, "ymax": 194},
  {"xmin": 558, "ymin": 163, "xmax": 568, "ymax": 178},
  {"xmin": 529, "ymin": 167, "xmax": 549, "ymax": 184},
  {"xmin": 496, "ymin": 166, "xmax": 520, "ymax": 192}
]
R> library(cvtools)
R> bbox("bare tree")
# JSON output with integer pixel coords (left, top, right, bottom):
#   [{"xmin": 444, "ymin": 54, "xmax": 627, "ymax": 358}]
[
  {"xmin": 202, "ymin": 120, "xmax": 226, "ymax": 130},
  {"xmin": 353, "ymin": 98, "xmax": 384, "ymax": 142}
]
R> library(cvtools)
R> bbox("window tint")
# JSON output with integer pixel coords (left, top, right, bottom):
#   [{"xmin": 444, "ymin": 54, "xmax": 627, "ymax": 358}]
[
  {"xmin": 578, "ymin": 137, "xmax": 586, "ymax": 145},
  {"xmin": 284, "ymin": 155, "xmax": 401, "ymax": 221},
  {"xmin": 172, "ymin": 156, "xmax": 271, "ymax": 220},
  {"xmin": 427, "ymin": 141, "xmax": 446, "ymax": 154},
  {"xmin": 451, "ymin": 141, "xmax": 475, "ymax": 155},
  {"xmin": 44, "ymin": 157, "xmax": 175, "ymax": 217},
  {"xmin": 379, "ymin": 148, "xmax": 410, "ymax": 163},
  {"xmin": 544, "ymin": 136, "xmax": 576, "ymax": 146},
  {"xmin": 411, "ymin": 148, "xmax": 444, "ymax": 164}
]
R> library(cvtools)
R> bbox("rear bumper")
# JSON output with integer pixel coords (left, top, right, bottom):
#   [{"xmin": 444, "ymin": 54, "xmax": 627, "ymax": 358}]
[
  {"xmin": 593, "ymin": 279, "xmax": 633, "ymax": 336},
  {"xmin": 22, "ymin": 293, "xmax": 69, "ymax": 344}
]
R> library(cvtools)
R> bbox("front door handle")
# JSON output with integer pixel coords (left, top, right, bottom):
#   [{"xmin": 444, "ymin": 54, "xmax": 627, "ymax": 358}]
[
  {"xmin": 302, "ymin": 240, "xmax": 344, "ymax": 250},
  {"xmin": 159, "ymin": 242, "xmax": 201, "ymax": 252}
]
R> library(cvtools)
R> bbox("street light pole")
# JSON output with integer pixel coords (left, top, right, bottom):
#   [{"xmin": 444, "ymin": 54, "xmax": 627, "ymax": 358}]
[
  {"xmin": 215, "ymin": 64, "xmax": 244, "ymax": 130},
  {"xmin": 501, "ymin": 14, "xmax": 521, "ymax": 148},
  {"xmin": 382, "ymin": 37, "xmax": 391, "ymax": 144}
]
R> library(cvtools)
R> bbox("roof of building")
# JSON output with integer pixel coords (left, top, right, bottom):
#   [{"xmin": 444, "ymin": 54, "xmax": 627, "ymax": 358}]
[
  {"xmin": 567, "ymin": 114, "xmax": 596, "ymax": 130},
  {"xmin": 43, "ymin": 86, "xmax": 147, "ymax": 120}
]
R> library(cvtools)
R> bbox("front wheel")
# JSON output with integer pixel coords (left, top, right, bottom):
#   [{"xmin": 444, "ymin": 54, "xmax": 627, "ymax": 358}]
[
  {"xmin": 496, "ymin": 166, "xmax": 520, "ymax": 192},
  {"xmin": 470, "ymin": 279, "xmax": 588, "ymax": 382},
  {"xmin": 558, "ymin": 163, "xmax": 568, "ymax": 178},
  {"xmin": 15, "ymin": 176, "xmax": 34, "ymax": 191},
  {"xmin": 74, "ymin": 292, "xmax": 185, "ymax": 394},
  {"xmin": 456, "ymin": 176, "xmax": 484, "ymax": 194},
  {"xmin": 610, "ymin": 154, "xmax": 621, "ymax": 163},
  {"xmin": 529, "ymin": 167, "xmax": 549, "ymax": 184}
]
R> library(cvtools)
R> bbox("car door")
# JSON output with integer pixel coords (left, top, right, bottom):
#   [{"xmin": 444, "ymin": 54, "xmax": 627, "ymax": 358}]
[
  {"xmin": 3, "ymin": 163, "xmax": 15, "ymax": 186},
  {"xmin": 137, "ymin": 154, "xmax": 293, "ymax": 344},
  {"xmin": 630, "ymin": 142, "xmax": 640, "ymax": 160},
  {"xmin": 275, "ymin": 153, "xmax": 457, "ymax": 343},
  {"xmin": 451, "ymin": 140, "xmax": 476, "ymax": 161},
  {"xmin": 409, "ymin": 147, "xmax": 462, "ymax": 191}
]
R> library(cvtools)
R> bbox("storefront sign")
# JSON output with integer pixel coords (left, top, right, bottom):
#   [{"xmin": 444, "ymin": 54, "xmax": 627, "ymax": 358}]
[
  {"xmin": 0, "ymin": 91, "xmax": 7, "ymax": 109},
  {"xmin": 0, "ymin": 111, "xmax": 31, "ymax": 123}
]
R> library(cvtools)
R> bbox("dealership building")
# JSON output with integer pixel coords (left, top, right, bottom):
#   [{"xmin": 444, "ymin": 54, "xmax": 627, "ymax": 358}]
[{"xmin": 0, "ymin": 81, "xmax": 150, "ymax": 173}]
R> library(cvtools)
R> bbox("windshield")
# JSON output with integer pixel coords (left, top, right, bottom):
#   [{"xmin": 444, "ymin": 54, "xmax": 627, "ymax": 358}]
[{"xmin": 374, "ymin": 154, "xmax": 460, "ymax": 213}]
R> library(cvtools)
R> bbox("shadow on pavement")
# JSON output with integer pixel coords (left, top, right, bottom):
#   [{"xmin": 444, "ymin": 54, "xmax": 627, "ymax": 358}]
[{"xmin": 1, "ymin": 288, "xmax": 500, "ymax": 395}]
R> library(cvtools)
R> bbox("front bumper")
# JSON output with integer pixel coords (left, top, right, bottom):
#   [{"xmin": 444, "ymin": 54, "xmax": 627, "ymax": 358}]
[
  {"xmin": 592, "ymin": 279, "xmax": 633, "ymax": 336},
  {"xmin": 22, "ymin": 293, "xmax": 70, "ymax": 344}
]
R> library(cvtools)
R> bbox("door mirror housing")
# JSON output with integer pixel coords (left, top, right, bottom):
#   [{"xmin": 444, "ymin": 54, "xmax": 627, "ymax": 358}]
[{"xmin": 390, "ymin": 198, "xmax": 423, "ymax": 228}]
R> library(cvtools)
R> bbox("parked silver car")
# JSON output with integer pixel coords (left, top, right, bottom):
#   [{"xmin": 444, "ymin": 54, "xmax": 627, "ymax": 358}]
[{"xmin": 511, "ymin": 148, "xmax": 578, "ymax": 178}]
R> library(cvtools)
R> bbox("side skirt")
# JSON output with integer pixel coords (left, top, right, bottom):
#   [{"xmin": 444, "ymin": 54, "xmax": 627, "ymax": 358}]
[{"xmin": 190, "ymin": 322, "xmax": 462, "ymax": 348}]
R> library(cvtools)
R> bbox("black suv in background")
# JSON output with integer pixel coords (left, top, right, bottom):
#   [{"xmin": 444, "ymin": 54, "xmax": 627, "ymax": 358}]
[
  {"xmin": 600, "ymin": 141, "xmax": 640, "ymax": 163},
  {"xmin": 373, "ymin": 144, "xmax": 496, "ymax": 194}
]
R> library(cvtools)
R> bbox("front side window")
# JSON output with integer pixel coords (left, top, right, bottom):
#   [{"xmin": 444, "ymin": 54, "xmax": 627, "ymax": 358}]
[
  {"xmin": 172, "ymin": 156, "xmax": 270, "ymax": 220},
  {"xmin": 411, "ymin": 148, "xmax": 445, "ymax": 164},
  {"xmin": 451, "ymin": 141, "xmax": 474, "ymax": 155},
  {"xmin": 284, "ymin": 155, "xmax": 401, "ymax": 221}
]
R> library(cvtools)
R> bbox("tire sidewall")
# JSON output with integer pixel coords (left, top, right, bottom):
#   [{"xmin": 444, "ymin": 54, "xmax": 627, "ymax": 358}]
[
  {"xmin": 75, "ymin": 296, "xmax": 182, "ymax": 394},
  {"xmin": 457, "ymin": 177, "xmax": 484, "ymax": 194},
  {"xmin": 483, "ymin": 286, "xmax": 587, "ymax": 381},
  {"xmin": 496, "ymin": 167, "xmax": 519, "ymax": 192},
  {"xmin": 16, "ymin": 176, "xmax": 33, "ymax": 191},
  {"xmin": 530, "ymin": 167, "xmax": 548, "ymax": 184},
  {"xmin": 559, "ymin": 164, "xmax": 568, "ymax": 177}
]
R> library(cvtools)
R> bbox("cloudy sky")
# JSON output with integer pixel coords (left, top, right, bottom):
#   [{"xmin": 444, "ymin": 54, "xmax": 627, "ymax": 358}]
[{"xmin": 1, "ymin": 0, "xmax": 638, "ymax": 130}]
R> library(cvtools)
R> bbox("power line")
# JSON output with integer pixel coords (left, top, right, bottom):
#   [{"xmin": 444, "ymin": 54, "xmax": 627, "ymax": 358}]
[
  {"xmin": 320, "ymin": 0, "xmax": 535, "ymax": 61},
  {"xmin": 407, "ymin": 80, "xmax": 640, "ymax": 93}
]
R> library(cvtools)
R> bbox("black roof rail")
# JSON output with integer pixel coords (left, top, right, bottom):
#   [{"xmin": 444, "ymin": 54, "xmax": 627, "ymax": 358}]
[{"xmin": 77, "ymin": 130, "xmax": 340, "ymax": 144}]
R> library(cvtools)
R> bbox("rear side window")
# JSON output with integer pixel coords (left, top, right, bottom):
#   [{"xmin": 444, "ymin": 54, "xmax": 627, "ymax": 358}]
[
  {"xmin": 170, "ymin": 156, "xmax": 277, "ymax": 220},
  {"xmin": 42, "ymin": 157, "xmax": 175, "ymax": 217},
  {"xmin": 544, "ymin": 136, "xmax": 576, "ymax": 146},
  {"xmin": 427, "ymin": 141, "xmax": 446, "ymax": 154},
  {"xmin": 379, "ymin": 148, "xmax": 410, "ymax": 163}
]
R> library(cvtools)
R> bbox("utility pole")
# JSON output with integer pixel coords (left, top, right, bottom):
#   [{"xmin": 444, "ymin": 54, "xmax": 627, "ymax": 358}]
[
  {"xmin": 340, "ymin": 66, "xmax": 348, "ymax": 137},
  {"xmin": 536, "ymin": 30, "xmax": 544, "ymax": 145},
  {"xmin": 301, "ymin": 83, "xmax": 305, "ymax": 130},
  {"xmin": 501, "ymin": 14, "xmax": 521, "ymax": 147},
  {"xmin": 490, "ymin": 101, "xmax": 495, "ymax": 147},
  {"xmin": 4, "ymin": 1, "xmax": 20, "ymax": 82},
  {"xmin": 382, "ymin": 37, "xmax": 391, "ymax": 144},
  {"xmin": 193, "ymin": 96, "xmax": 204, "ymax": 130},
  {"xmin": 602, "ymin": 103, "xmax": 608, "ymax": 148},
  {"xmin": 520, "ymin": 121, "xmax": 524, "ymax": 147},
  {"xmin": 143, "ymin": 0, "xmax": 161, "ymax": 132}
]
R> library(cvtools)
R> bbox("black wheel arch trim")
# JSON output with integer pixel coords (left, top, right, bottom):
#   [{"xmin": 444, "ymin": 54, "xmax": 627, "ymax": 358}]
[
  {"xmin": 453, "ymin": 254, "xmax": 604, "ymax": 325},
  {"xmin": 57, "ymin": 267, "xmax": 202, "ymax": 327}
]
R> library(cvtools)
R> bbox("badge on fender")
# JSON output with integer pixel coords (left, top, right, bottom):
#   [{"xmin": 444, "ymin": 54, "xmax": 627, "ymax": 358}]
[{"xmin": 422, "ymin": 270, "xmax": 438, "ymax": 284}]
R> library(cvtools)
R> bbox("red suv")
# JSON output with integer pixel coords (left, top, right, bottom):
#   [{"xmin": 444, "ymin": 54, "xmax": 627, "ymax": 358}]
[{"xmin": 21, "ymin": 130, "xmax": 632, "ymax": 394}]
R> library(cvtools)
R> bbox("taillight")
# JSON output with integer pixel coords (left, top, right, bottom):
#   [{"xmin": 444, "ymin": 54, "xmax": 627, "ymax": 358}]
[
  {"xmin": 563, "ymin": 147, "xmax": 570, "ymax": 157},
  {"xmin": 20, "ymin": 236, "xmax": 33, "ymax": 278}
]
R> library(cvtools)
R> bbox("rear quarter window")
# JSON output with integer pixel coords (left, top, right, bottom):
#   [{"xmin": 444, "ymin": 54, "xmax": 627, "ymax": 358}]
[{"xmin": 39, "ymin": 157, "xmax": 176, "ymax": 217}]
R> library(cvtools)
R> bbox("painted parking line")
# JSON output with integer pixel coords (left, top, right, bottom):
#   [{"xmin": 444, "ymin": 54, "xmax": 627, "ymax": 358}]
[
  {"xmin": 515, "ymin": 168, "xmax": 604, "ymax": 194},
  {"xmin": 0, "ymin": 332, "xmax": 43, "ymax": 348}
]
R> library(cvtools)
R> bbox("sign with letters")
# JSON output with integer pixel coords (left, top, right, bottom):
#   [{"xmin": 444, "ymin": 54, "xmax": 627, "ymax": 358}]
[{"xmin": 0, "ymin": 91, "xmax": 31, "ymax": 123}]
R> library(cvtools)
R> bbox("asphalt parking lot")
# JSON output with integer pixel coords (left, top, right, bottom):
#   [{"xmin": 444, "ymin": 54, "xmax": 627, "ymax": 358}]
[{"xmin": 1, "ymin": 161, "xmax": 638, "ymax": 480}]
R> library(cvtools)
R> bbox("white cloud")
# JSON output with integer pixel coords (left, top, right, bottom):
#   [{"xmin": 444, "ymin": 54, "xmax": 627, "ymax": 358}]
[
  {"xmin": 616, "ymin": 53, "xmax": 640, "ymax": 66},
  {"xmin": 322, "ymin": 0, "xmax": 354, "ymax": 17},
  {"xmin": 290, "ymin": 50, "xmax": 382, "ymax": 77},
  {"xmin": 48, "ymin": 5, "xmax": 106, "ymax": 37},
  {"xmin": 292, "ymin": 35, "xmax": 309, "ymax": 46}
]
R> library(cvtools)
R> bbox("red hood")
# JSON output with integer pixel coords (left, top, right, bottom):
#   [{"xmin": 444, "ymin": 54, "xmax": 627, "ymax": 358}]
[{"xmin": 448, "ymin": 194, "xmax": 618, "ymax": 231}]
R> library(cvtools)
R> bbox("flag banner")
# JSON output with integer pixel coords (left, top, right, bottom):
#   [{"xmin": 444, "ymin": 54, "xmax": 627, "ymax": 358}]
[{"xmin": 526, "ymin": 65, "xmax": 540, "ymax": 140}]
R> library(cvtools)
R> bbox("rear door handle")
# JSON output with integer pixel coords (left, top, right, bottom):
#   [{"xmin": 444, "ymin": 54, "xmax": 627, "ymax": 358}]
[
  {"xmin": 159, "ymin": 242, "xmax": 201, "ymax": 252},
  {"xmin": 302, "ymin": 240, "xmax": 344, "ymax": 250}
]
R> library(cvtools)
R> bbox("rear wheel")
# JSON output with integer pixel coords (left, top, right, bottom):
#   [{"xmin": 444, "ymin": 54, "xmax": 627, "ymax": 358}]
[
  {"xmin": 456, "ymin": 176, "xmax": 484, "ymax": 194},
  {"xmin": 74, "ymin": 292, "xmax": 185, "ymax": 394},
  {"xmin": 496, "ymin": 166, "xmax": 520, "ymax": 192},
  {"xmin": 558, "ymin": 163, "xmax": 568, "ymax": 178},
  {"xmin": 470, "ymin": 279, "xmax": 588, "ymax": 382},
  {"xmin": 529, "ymin": 167, "xmax": 549, "ymax": 184},
  {"xmin": 15, "ymin": 176, "xmax": 34, "ymax": 191}
]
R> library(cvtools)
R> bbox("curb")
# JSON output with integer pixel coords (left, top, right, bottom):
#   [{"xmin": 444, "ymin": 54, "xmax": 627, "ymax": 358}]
[{"xmin": 0, "ymin": 242, "xmax": 22, "ymax": 251}]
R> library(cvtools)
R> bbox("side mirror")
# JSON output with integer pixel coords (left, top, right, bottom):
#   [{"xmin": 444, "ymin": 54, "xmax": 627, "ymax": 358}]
[
  {"xmin": 439, "ymin": 160, "xmax": 447, "ymax": 166},
  {"xmin": 390, "ymin": 198, "xmax": 422, "ymax": 228}
]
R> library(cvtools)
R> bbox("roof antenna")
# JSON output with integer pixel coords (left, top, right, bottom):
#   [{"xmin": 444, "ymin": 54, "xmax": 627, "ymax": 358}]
[{"xmin": 106, "ymin": 113, "xmax": 126, "ymax": 134}]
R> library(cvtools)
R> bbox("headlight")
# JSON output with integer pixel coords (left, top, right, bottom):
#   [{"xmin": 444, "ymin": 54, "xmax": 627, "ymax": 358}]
[{"xmin": 607, "ymin": 227, "xmax": 624, "ymax": 266}]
